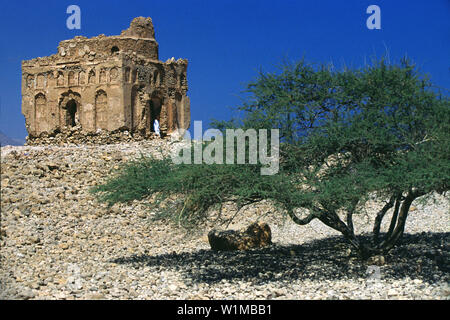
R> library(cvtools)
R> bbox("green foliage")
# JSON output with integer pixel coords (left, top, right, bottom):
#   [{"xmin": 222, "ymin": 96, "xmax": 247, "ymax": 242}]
[
  {"xmin": 93, "ymin": 56, "xmax": 449, "ymax": 256},
  {"xmin": 92, "ymin": 151, "xmax": 297, "ymax": 226},
  {"xmin": 91, "ymin": 156, "xmax": 173, "ymax": 205}
]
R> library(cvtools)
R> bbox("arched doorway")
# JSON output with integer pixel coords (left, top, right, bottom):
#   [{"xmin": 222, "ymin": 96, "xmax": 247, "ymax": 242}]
[
  {"xmin": 149, "ymin": 96, "xmax": 162, "ymax": 132},
  {"xmin": 66, "ymin": 99, "xmax": 78, "ymax": 127},
  {"xmin": 59, "ymin": 91, "xmax": 81, "ymax": 129}
]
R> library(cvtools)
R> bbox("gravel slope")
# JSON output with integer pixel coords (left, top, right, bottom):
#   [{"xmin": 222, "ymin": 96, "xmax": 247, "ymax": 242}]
[{"xmin": 0, "ymin": 141, "xmax": 449, "ymax": 300}]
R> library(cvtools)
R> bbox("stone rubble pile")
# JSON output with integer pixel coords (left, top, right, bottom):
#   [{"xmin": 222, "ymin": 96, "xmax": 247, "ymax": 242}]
[
  {"xmin": 25, "ymin": 126, "xmax": 162, "ymax": 146},
  {"xmin": 0, "ymin": 141, "xmax": 448, "ymax": 300}
]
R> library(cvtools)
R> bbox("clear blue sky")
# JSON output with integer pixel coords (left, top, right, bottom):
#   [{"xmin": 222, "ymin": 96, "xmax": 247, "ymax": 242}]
[{"xmin": 0, "ymin": 0, "xmax": 448, "ymax": 140}]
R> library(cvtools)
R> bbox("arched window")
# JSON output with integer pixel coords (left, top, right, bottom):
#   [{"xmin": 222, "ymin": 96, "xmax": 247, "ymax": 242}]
[
  {"xmin": 111, "ymin": 46, "xmax": 119, "ymax": 55},
  {"xmin": 110, "ymin": 68, "xmax": 118, "ymax": 82},
  {"xmin": 79, "ymin": 71, "xmax": 86, "ymax": 85},
  {"xmin": 35, "ymin": 93, "xmax": 46, "ymax": 111},
  {"xmin": 68, "ymin": 71, "xmax": 75, "ymax": 86},
  {"xmin": 36, "ymin": 74, "xmax": 45, "ymax": 88},
  {"xmin": 99, "ymin": 69, "xmax": 107, "ymax": 83},
  {"xmin": 57, "ymin": 71, "xmax": 65, "ymax": 86},
  {"xmin": 88, "ymin": 70, "xmax": 96, "ymax": 84}
]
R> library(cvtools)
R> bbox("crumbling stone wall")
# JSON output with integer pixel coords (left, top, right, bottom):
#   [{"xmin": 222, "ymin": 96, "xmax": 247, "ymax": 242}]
[{"xmin": 22, "ymin": 17, "xmax": 190, "ymax": 144}]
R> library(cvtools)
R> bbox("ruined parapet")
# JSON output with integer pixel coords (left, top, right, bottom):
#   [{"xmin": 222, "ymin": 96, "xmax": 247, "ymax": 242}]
[
  {"xmin": 120, "ymin": 17, "xmax": 155, "ymax": 39},
  {"xmin": 21, "ymin": 17, "xmax": 190, "ymax": 144}
]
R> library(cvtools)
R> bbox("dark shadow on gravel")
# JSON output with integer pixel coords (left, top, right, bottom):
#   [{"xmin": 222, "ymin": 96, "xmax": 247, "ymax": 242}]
[{"xmin": 112, "ymin": 232, "xmax": 449, "ymax": 285}]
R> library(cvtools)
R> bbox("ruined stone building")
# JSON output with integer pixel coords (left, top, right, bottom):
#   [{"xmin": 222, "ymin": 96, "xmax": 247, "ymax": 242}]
[{"xmin": 22, "ymin": 17, "xmax": 190, "ymax": 140}]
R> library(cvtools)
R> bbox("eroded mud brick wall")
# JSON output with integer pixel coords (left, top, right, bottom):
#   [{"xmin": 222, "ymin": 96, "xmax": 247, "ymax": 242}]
[{"xmin": 22, "ymin": 17, "xmax": 190, "ymax": 139}]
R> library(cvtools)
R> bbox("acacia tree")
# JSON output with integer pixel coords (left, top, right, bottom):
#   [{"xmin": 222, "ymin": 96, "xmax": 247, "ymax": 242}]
[
  {"xmin": 94, "ymin": 58, "xmax": 449, "ymax": 258},
  {"xmin": 220, "ymin": 58, "xmax": 449, "ymax": 257}
]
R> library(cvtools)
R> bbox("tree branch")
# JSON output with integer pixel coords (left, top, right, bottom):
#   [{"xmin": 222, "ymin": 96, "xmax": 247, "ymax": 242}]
[
  {"xmin": 346, "ymin": 199, "xmax": 359, "ymax": 236},
  {"xmin": 380, "ymin": 189, "xmax": 425, "ymax": 252},
  {"xmin": 381, "ymin": 195, "xmax": 401, "ymax": 246},
  {"xmin": 287, "ymin": 208, "xmax": 318, "ymax": 225},
  {"xmin": 317, "ymin": 210, "xmax": 363, "ymax": 253},
  {"xmin": 373, "ymin": 194, "xmax": 396, "ymax": 245}
]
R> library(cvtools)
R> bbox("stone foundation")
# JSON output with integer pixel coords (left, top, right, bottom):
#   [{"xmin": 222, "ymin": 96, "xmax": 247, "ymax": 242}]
[{"xmin": 25, "ymin": 126, "xmax": 163, "ymax": 146}]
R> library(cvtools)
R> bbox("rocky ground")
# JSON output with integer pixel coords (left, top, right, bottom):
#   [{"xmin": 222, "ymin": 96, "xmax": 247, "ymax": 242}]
[{"xmin": 0, "ymin": 140, "xmax": 449, "ymax": 300}]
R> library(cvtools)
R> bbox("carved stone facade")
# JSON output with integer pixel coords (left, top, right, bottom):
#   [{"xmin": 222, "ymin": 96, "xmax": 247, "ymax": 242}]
[{"xmin": 22, "ymin": 17, "xmax": 190, "ymax": 141}]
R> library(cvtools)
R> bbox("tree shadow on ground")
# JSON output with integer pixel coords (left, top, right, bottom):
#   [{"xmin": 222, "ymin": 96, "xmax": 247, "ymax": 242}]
[{"xmin": 112, "ymin": 232, "xmax": 449, "ymax": 285}]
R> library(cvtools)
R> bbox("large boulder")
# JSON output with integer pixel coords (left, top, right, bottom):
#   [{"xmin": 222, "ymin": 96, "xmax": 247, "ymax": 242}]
[{"xmin": 208, "ymin": 222, "xmax": 272, "ymax": 251}]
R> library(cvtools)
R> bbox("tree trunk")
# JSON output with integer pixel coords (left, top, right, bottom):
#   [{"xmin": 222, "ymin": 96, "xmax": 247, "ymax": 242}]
[{"xmin": 290, "ymin": 191, "xmax": 423, "ymax": 259}]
